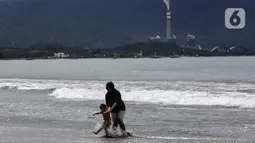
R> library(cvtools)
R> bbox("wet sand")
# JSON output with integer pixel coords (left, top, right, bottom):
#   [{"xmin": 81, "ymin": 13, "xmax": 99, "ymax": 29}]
[{"xmin": 0, "ymin": 89, "xmax": 255, "ymax": 143}]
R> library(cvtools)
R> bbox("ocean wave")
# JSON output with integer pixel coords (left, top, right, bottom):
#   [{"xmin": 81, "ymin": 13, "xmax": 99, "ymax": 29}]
[
  {"xmin": 0, "ymin": 78, "xmax": 104, "ymax": 91},
  {"xmin": 49, "ymin": 87, "xmax": 255, "ymax": 108},
  {"xmin": 1, "ymin": 78, "xmax": 255, "ymax": 108}
]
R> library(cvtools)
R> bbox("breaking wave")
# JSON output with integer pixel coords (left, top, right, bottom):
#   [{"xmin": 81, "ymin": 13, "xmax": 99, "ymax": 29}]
[{"xmin": 1, "ymin": 78, "xmax": 255, "ymax": 108}]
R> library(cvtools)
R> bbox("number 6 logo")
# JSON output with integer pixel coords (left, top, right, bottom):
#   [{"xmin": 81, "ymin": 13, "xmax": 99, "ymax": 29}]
[{"xmin": 225, "ymin": 8, "xmax": 246, "ymax": 29}]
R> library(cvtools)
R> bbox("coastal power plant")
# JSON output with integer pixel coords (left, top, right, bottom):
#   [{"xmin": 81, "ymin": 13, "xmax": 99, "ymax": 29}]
[
  {"xmin": 148, "ymin": 0, "xmax": 203, "ymax": 50},
  {"xmin": 149, "ymin": 0, "xmax": 176, "ymax": 41},
  {"xmin": 183, "ymin": 34, "xmax": 202, "ymax": 50}
]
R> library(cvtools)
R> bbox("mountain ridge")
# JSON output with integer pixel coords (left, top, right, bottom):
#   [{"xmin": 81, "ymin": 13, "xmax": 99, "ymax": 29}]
[{"xmin": 0, "ymin": 0, "xmax": 254, "ymax": 49}]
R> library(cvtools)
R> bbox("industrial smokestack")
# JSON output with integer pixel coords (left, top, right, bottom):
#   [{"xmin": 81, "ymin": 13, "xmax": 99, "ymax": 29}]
[{"xmin": 163, "ymin": 0, "xmax": 171, "ymax": 40}]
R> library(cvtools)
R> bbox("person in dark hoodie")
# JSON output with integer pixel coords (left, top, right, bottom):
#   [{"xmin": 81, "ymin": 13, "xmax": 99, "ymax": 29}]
[{"xmin": 103, "ymin": 81, "xmax": 130, "ymax": 137}]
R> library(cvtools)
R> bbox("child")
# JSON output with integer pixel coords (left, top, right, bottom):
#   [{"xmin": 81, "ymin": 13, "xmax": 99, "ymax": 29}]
[{"xmin": 93, "ymin": 104, "xmax": 111, "ymax": 136}]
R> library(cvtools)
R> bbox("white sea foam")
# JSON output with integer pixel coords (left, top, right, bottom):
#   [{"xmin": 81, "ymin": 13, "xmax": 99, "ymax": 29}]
[
  {"xmin": 49, "ymin": 88, "xmax": 255, "ymax": 108},
  {"xmin": 1, "ymin": 78, "xmax": 255, "ymax": 108},
  {"xmin": 144, "ymin": 135, "xmax": 230, "ymax": 141}
]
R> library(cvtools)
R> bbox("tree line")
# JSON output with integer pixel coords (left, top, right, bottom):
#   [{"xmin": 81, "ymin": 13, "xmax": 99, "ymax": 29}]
[{"xmin": 0, "ymin": 42, "xmax": 254, "ymax": 60}]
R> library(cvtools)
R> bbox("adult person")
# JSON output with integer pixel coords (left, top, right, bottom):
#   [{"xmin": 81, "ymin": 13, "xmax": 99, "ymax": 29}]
[{"xmin": 104, "ymin": 81, "xmax": 129, "ymax": 137}]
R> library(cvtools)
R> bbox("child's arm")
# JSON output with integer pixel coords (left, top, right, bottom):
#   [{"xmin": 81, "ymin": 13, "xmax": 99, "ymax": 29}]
[{"xmin": 93, "ymin": 111, "xmax": 102, "ymax": 116}]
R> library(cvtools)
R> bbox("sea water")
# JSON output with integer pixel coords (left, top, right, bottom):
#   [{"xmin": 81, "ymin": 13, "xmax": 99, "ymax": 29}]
[{"xmin": 0, "ymin": 57, "xmax": 255, "ymax": 142}]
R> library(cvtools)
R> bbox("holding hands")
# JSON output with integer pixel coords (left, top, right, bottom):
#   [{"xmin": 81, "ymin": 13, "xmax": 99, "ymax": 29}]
[{"xmin": 103, "ymin": 108, "xmax": 112, "ymax": 114}]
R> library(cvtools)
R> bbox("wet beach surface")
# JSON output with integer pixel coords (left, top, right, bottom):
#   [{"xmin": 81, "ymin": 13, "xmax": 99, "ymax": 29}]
[{"xmin": 1, "ymin": 89, "xmax": 255, "ymax": 143}]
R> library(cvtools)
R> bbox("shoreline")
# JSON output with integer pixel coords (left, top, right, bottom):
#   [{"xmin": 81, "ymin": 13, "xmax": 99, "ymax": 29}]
[
  {"xmin": 0, "ymin": 55, "xmax": 255, "ymax": 61},
  {"xmin": 1, "ymin": 42, "xmax": 254, "ymax": 60}
]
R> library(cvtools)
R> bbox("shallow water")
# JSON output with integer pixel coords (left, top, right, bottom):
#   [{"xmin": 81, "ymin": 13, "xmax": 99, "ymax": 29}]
[
  {"xmin": 1, "ymin": 89, "xmax": 255, "ymax": 142},
  {"xmin": 0, "ymin": 57, "xmax": 255, "ymax": 142}
]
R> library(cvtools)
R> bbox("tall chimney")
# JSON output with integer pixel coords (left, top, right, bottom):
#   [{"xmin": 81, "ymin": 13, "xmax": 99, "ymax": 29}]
[{"xmin": 163, "ymin": 0, "xmax": 171, "ymax": 39}]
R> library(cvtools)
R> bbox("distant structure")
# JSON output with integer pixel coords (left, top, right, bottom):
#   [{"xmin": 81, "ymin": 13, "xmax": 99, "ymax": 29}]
[
  {"xmin": 163, "ymin": 0, "xmax": 172, "ymax": 40},
  {"xmin": 134, "ymin": 48, "xmax": 143, "ymax": 58},
  {"xmin": 148, "ymin": 35, "xmax": 161, "ymax": 41},
  {"xmin": 54, "ymin": 52, "xmax": 69, "ymax": 58},
  {"xmin": 210, "ymin": 45, "xmax": 249, "ymax": 54},
  {"xmin": 112, "ymin": 53, "xmax": 120, "ymax": 59},
  {"xmin": 229, "ymin": 46, "xmax": 237, "ymax": 51},
  {"xmin": 151, "ymin": 52, "xmax": 161, "ymax": 59},
  {"xmin": 148, "ymin": 0, "xmax": 176, "ymax": 42},
  {"xmin": 210, "ymin": 46, "xmax": 229, "ymax": 53},
  {"xmin": 229, "ymin": 46, "xmax": 248, "ymax": 54},
  {"xmin": 182, "ymin": 33, "xmax": 202, "ymax": 50}
]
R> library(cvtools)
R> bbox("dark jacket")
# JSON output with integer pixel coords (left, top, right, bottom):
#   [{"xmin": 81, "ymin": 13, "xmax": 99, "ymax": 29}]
[{"xmin": 105, "ymin": 89, "xmax": 126, "ymax": 113}]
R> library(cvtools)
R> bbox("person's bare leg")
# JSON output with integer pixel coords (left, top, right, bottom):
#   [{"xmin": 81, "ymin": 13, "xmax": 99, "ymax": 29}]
[
  {"xmin": 104, "ymin": 128, "xmax": 109, "ymax": 137},
  {"xmin": 118, "ymin": 111, "xmax": 128, "ymax": 136},
  {"xmin": 105, "ymin": 121, "xmax": 109, "ymax": 136},
  {"xmin": 111, "ymin": 113, "xmax": 118, "ymax": 130},
  {"xmin": 93, "ymin": 125, "xmax": 103, "ymax": 135}
]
